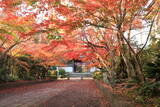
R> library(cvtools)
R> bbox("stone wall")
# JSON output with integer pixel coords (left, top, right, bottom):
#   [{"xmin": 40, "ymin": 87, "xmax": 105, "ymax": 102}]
[{"xmin": 95, "ymin": 80, "xmax": 137, "ymax": 107}]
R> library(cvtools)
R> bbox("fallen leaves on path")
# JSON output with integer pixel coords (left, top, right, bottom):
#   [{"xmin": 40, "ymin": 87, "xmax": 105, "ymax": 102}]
[{"xmin": 0, "ymin": 80, "xmax": 109, "ymax": 107}]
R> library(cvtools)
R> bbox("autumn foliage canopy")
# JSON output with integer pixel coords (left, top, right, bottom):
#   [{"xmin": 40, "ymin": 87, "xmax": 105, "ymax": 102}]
[{"xmin": 0, "ymin": 0, "xmax": 159, "ymax": 82}]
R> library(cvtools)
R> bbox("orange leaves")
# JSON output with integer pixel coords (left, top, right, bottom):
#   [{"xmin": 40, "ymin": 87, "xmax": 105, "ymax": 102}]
[
  {"xmin": 0, "ymin": 47, "xmax": 4, "ymax": 52},
  {"xmin": 2, "ymin": 13, "xmax": 18, "ymax": 22},
  {"xmin": 0, "ymin": 0, "xmax": 21, "ymax": 14},
  {"xmin": 83, "ymin": 2, "xmax": 101, "ymax": 12},
  {"xmin": 20, "ymin": 42, "xmax": 53, "ymax": 60},
  {"xmin": 0, "ymin": 0, "xmax": 155, "ymax": 69},
  {"xmin": 4, "ymin": 34, "xmax": 13, "ymax": 41},
  {"xmin": 132, "ymin": 19, "xmax": 143, "ymax": 29},
  {"xmin": 55, "ymin": 5, "xmax": 70, "ymax": 15}
]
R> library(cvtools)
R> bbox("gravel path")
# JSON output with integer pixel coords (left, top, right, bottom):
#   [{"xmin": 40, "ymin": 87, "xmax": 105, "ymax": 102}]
[{"xmin": 0, "ymin": 80, "xmax": 108, "ymax": 107}]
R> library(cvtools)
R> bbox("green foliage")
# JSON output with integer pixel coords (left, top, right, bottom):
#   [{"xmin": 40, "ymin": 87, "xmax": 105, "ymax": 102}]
[
  {"xmin": 58, "ymin": 69, "xmax": 66, "ymax": 78},
  {"xmin": 143, "ymin": 54, "xmax": 160, "ymax": 81},
  {"xmin": 136, "ymin": 82, "xmax": 160, "ymax": 97},
  {"xmin": 28, "ymin": 0, "xmax": 38, "ymax": 5},
  {"xmin": 0, "ymin": 74, "xmax": 19, "ymax": 82},
  {"xmin": 142, "ymin": 38, "xmax": 160, "ymax": 81},
  {"xmin": 47, "ymin": 34, "xmax": 62, "ymax": 40},
  {"xmin": 0, "ymin": 54, "xmax": 50, "ymax": 82},
  {"xmin": 47, "ymin": 29, "xmax": 62, "ymax": 40},
  {"xmin": 17, "ymin": 56, "xmax": 48, "ymax": 80},
  {"xmin": 0, "ymin": 29, "xmax": 11, "ymax": 35},
  {"xmin": 114, "ymin": 56, "xmax": 128, "ymax": 79},
  {"xmin": 30, "ymin": 65, "xmax": 48, "ymax": 79},
  {"xmin": 0, "ymin": 55, "xmax": 20, "ymax": 82},
  {"xmin": 127, "ymin": 76, "xmax": 140, "ymax": 83},
  {"xmin": 47, "ymin": 70, "xmax": 52, "ymax": 76},
  {"xmin": 76, "ymin": 66, "xmax": 82, "ymax": 72},
  {"xmin": 47, "ymin": 70, "xmax": 57, "ymax": 76},
  {"xmin": 47, "ymin": 70, "xmax": 57, "ymax": 80},
  {"xmin": 134, "ymin": 96, "xmax": 149, "ymax": 104},
  {"xmin": 93, "ymin": 70, "xmax": 103, "ymax": 80}
]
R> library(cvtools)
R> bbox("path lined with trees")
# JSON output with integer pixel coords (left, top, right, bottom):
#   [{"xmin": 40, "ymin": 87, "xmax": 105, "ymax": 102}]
[
  {"xmin": 0, "ymin": 80, "xmax": 108, "ymax": 107},
  {"xmin": 0, "ymin": 0, "xmax": 160, "ymax": 106}
]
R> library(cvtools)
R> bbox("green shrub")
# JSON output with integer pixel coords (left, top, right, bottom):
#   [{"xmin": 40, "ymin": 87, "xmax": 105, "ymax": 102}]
[
  {"xmin": 134, "ymin": 96, "xmax": 148, "ymax": 104},
  {"xmin": 143, "ymin": 54, "xmax": 160, "ymax": 81},
  {"xmin": 47, "ymin": 70, "xmax": 57, "ymax": 80},
  {"xmin": 58, "ymin": 69, "xmax": 66, "ymax": 78},
  {"xmin": 25, "ymin": 75, "xmax": 35, "ymax": 81},
  {"xmin": 136, "ymin": 82, "xmax": 160, "ymax": 97},
  {"xmin": 0, "ymin": 75, "xmax": 19, "ymax": 82},
  {"xmin": 0, "ymin": 54, "xmax": 50, "ymax": 82},
  {"xmin": 48, "ymin": 70, "xmax": 57, "ymax": 76},
  {"xmin": 93, "ymin": 71, "xmax": 103, "ymax": 80},
  {"xmin": 47, "ymin": 70, "xmax": 52, "ymax": 76}
]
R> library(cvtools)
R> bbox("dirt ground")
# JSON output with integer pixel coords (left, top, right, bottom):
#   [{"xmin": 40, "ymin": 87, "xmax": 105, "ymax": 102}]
[{"xmin": 0, "ymin": 80, "xmax": 109, "ymax": 107}]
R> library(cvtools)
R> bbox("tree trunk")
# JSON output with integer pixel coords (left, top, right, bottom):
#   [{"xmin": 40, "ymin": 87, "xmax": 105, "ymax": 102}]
[{"xmin": 133, "ymin": 55, "xmax": 145, "ymax": 83}]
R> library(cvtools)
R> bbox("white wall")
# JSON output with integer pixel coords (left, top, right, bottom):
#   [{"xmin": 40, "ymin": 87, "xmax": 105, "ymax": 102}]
[
  {"xmin": 89, "ymin": 67, "xmax": 98, "ymax": 72},
  {"xmin": 57, "ymin": 67, "xmax": 73, "ymax": 72},
  {"xmin": 56, "ymin": 66, "xmax": 98, "ymax": 72}
]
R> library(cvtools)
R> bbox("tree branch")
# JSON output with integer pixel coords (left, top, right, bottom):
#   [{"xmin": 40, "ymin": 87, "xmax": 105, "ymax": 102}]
[{"xmin": 137, "ymin": 12, "xmax": 157, "ymax": 55}]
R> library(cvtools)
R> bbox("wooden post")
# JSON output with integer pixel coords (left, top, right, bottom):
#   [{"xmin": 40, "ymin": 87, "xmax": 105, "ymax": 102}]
[
  {"xmin": 67, "ymin": 76, "xmax": 70, "ymax": 80},
  {"xmin": 81, "ymin": 76, "xmax": 83, "ymax": 80}
]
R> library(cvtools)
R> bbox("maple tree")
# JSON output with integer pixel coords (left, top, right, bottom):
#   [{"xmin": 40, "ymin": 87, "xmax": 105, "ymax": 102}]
[
  {"xmin": 0, "ymin": 1, "xmax": 160, "ymax": 106},
  {"xmin": 0, "ymin": 0, "xmax": 159, "ymax": 83},
  {"xmin": 46, "ymin": 0, "xmax": 159, "ymax": 83}
]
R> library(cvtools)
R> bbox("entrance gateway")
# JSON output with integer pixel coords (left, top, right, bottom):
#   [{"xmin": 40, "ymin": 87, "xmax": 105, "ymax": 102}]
[{"xmin": 55, "ymin": 60, "xmax": 98, "ymax": 73}]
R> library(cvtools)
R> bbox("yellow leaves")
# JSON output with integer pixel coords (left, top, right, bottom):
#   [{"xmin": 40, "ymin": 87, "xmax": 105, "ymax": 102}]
[
  {"xmin": 0, "ymin": 22, "xmax": 23, "ymax": 43},
  {"xmin": 10, "ymin": 48, "xmax": 22, "ymax": 57},
  {"xmin": 25, "ymin": 0, "xmax": 38, "ymax": 5}
]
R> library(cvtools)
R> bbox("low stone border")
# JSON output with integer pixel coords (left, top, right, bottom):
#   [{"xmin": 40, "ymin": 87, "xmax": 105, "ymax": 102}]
[
  {"xmin": 94, "ymin": 80, "xmax": 137, "ymax": 107},
  {"xmin": 0, "ymin": 80, "xmax": 55, "ymax": 90}
]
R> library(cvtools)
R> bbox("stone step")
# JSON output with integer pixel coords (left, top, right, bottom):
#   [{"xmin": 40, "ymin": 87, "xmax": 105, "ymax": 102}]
[{"xmin": 66, "ymin": 72, "xmax": 92, "ymax": 77}]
